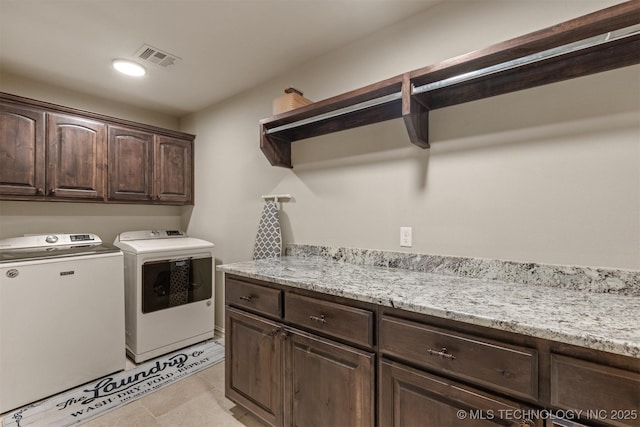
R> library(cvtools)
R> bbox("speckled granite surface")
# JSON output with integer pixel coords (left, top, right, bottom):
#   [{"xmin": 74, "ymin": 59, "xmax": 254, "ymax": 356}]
[
  {"xmin": 286, "ymin": 244, "xmax": 640, "ymax": 296},
  {"xmin": 218, "ymin": 256, "xmax": 640, "ymax": 358}
]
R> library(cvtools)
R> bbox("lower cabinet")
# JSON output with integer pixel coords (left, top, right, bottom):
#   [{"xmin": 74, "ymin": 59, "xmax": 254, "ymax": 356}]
[
  {"xmin": 224, "ymin": 274, "xmax": 639, "ymax": 427},
  {"xmin": 285, "ymin": 329, "xmax": 374, "ymax": 427},
  {"xmin": 226, "ymin": 308, "xmax": 283, "ymax": 427},
  {"xmin": 550, "ymin": 354, "xmax": 640, "ymax": 427},
  {"xmin": 225, "ymin": 306, "xmax": 374, "ymax": 427},
  {"xmin": 379, "ymin": 360, "xmax": 538, "ymax": 427}
]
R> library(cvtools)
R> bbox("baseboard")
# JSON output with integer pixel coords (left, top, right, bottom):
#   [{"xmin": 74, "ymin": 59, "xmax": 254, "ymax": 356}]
[{"xmin": 214, "ymin": 325, "xmax": 225, "ymax": 339}]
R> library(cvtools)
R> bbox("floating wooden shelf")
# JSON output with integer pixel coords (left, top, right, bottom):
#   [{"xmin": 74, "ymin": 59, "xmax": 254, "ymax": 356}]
[
  {"xmin": 260, "ymin": 0, "xmax": 640, "ymax": 168},
  {"xmin": 260, "ymin": 76, "xmax": 405, "ymax": 168}
]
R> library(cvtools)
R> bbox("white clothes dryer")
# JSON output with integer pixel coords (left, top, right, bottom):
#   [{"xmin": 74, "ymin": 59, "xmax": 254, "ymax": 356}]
[{"xmin": 113, "ymin": 230, "xmax": 215, "ymax": 363}]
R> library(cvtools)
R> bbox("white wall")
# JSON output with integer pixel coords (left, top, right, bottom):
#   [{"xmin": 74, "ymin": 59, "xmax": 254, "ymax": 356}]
[
  {"xmin": 1, "ymin": 0, "xmax": 637, "ymax": 333},
  {"xmin": 1, "ymin": 70, "xmax": 180, "ymax": 130},
  {"xmin": 0, "ymin": 201, "xmax": 184, "ymax": 244},
  {"xmin": 182, "ymin": 0, "xmax": 639, "ymax": 292}
]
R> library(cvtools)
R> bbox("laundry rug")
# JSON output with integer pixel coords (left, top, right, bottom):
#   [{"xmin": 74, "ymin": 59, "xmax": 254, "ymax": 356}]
[{"xmin": 2, "ymin": 340, "xmax": 225, "ymax": 427}]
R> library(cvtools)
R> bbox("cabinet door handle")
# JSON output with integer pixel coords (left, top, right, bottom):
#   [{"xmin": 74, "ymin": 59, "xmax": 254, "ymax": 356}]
[
  {"xmin": 278, "ymin": 329, "xmax": 289, "ymax": 341},
  {"xmin": 36, "ymin": 188, "xmax": 44, "ymax": 195},
  {"xmin": 309, "ymin": 314, "xmax": 326, "ymax": 324},
  {"xmin": 427, "ymin": 347, "xmax": 456, "ymax": 360},
  {"xmin": 519, "ymin": 419, "xmax": 534, "ymax": 427},
  {"xmin": 239, "ymin": 295, "xmax": 252, "ymax": 302}
]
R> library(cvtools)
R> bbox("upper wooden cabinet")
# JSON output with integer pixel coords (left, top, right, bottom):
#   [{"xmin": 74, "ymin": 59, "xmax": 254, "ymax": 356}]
[
  {"xmin": 108, "ymin": 126, "xmax": 154, "ymax": 202},
  {"xmin": 0, "ymin": 103, "xmax": 46, "ymax": 196},
  {"xmin": 108, "ymin": 129, "xmax": 194, "ymax": 204},
  {"xmin": 0, "ymin": 93, "xmax": 195, "ymax": 205},
  {"xmin": 154, "ymin": 135, "xmax": 193, "ymax": 204},
  {"xmin": 260, "ymin": 1, "xmax": 640, "ymax": 168},
  {"xmin": 47, "ymin": 113, "xmax": 106, "ymax": 200}
]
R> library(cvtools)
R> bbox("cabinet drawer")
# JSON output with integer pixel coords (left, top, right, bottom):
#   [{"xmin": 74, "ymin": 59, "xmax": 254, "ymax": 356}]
[
  {"xmin": 285, "ymin": 293, "xmax": 373, "ymax": 348},
  {"xmin": 380, "ymin": 315, "xmax": 538, "ymax": 401},
  {"xmin": 225, "ymin": 277, "xmax": 282, "ymax": 319},
  {"xmin": 551, "ymin": 354, "xmax": 640, "ymax": 427}
]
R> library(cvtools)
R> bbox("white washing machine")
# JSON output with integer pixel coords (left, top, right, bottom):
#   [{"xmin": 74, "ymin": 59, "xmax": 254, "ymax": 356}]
[
  {"xmin": 0, "ymin": 233, "xmax": 125, "ymax": 413},
  {"xmin": 114, "ymin": 230, "xmax": 215, "ymax": 363}
]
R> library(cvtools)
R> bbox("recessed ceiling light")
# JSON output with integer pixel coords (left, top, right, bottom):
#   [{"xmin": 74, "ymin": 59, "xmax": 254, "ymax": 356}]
[{"xmin": 112, "ymin": 59, "xmax": 146, "ymax": 77}]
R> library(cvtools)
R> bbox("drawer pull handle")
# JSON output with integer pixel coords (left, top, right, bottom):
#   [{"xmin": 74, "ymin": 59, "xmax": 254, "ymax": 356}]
[
  {"xmin": 499, "ymin": 369, "xmax": 514, "ymax": 379},
  {"xmin": 239, "ymin": 295, "xmax": 253, "ymax": 302},
  {"xmin": 427, "ymin": 347, "xmax": 456, "ymax": 360},
  {"xmin": 309, "ymin": 314, "xmax": 326, "ymax": 324}
]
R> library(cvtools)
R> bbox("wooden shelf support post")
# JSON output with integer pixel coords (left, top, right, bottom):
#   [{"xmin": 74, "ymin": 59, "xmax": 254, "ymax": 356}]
[
  {"xmin": 402, "ymin": 74, "xmax": 430, "ymax": 149},
  {"xmin": 260, "ymin": 124, "xmax": 293, "ymax": 168}
]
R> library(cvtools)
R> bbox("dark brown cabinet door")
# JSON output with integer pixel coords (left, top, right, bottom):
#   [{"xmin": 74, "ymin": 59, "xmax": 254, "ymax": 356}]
[
  {"xmin": 47, "ymin": 113, "xmax": 106, "ymax": 199},
  {"xmin": 0, "ymin": 103, "xmax": 45, "ymax": 196},
  {"xmin": 226, "ymin": 308, "xmax": 283, "ymax": 427},
  {"xmin": 154, "ymin": 135, "xmax": 192, "ymax": 204},
  {"xmin": 108, "ymin": 126, "xmax": 153, "ymax": 201},
  {"xmin": 379, "ymin": 360, "xmax": 537, "ymax": 427},
  {"xmin": 285, "ymin": 329, "xmax": 375, "ymax": 427},
  {"xmin": 550, "ymin": 354, "xmax": 640, "ymax": 427}
]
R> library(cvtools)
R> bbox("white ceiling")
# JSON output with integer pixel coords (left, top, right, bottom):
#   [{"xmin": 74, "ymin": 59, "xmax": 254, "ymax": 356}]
[{"xmin": 0, "ymin": 0, "xmax": 440, "ymax": 117}]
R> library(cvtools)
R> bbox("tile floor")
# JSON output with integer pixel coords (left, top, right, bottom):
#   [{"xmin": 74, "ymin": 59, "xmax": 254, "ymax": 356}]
[
  {"xmin": 1, "ymin": 338, "xmax": 266, "ymax": 427},
  {"xmin": 81, "ymin": 360, "xmax": 265, "ymax": 427}
]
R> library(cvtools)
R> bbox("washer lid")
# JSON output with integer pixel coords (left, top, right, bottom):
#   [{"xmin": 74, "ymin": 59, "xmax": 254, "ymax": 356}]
[
  {"xmin": 0, "ymin": 242, "xmax": 120, "ymax": 263},
  {"xmin": 0, "ymin": 233, "xmax": 103, "ymax": 250}
]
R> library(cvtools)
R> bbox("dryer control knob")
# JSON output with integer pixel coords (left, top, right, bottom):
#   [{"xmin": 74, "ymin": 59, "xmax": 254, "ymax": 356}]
[{"xmin": 45, "ymin": 235, "xmax": 58, "ymax": 243}]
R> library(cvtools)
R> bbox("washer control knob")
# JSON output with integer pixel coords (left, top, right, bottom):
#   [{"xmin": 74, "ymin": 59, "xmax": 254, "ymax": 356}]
[{"xmin": 45, "ymin": 235, "xmax": 58, "ymax": 244}]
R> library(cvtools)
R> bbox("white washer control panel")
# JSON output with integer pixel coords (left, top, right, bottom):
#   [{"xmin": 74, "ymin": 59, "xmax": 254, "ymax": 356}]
[
  {"xmin": 116, "ymin": 230, "xmax": 186, "ymax": 242},
  {"xmin": 0, "ymin": 233, "xmax": 101, "ymax": 250}
]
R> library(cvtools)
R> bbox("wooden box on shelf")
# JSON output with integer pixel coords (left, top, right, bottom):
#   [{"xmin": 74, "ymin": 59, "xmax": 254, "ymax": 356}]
[{"xmin": 272, "ymin": 87, "xmax": 312, "ymax": 115}]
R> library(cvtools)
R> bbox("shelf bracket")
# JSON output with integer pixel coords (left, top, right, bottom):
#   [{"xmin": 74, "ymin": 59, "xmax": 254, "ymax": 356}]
[
  {"xmin": 261, "ymin": 124, "xmax": 292, "ymax": 168},
  {"xmin": 402, "ymin": 74, "xmax": 430, "ymax": 149}
]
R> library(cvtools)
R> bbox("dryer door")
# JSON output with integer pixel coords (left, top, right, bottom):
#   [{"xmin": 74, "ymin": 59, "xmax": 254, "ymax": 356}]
[{"xmin": 141, "ymin": 256, "xmax": 212, "ymax": 313}]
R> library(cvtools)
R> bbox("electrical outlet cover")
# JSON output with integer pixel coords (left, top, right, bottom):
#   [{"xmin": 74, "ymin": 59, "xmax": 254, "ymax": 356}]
[{"xmin": 400, "ymin": 227, "xmax": 412, "ymax": 247}]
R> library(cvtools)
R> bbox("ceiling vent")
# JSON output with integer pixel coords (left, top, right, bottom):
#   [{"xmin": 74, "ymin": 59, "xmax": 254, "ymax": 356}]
[{"xmin": 134, "ymin": 44, "xmax": 180, "ymax": 68}]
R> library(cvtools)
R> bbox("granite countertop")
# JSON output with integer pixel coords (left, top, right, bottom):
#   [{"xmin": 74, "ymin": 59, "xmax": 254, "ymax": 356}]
[{"xmin": 218, "ymin": 256, "xmax": 640, "ymax": 358}]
